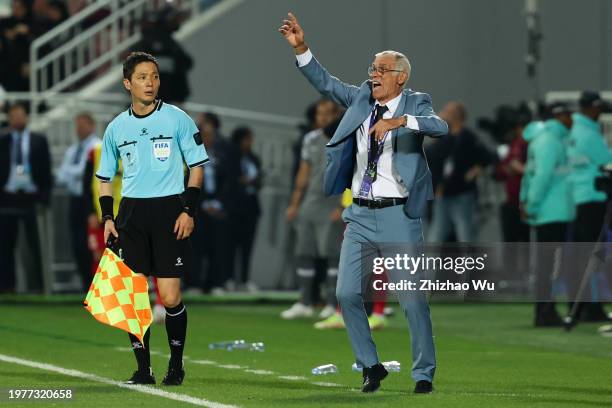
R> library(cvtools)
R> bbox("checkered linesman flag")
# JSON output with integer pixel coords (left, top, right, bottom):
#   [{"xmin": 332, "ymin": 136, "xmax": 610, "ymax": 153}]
[{"xmin": 84, "ymin": 248, "xmax": 152, "ymax": 344}]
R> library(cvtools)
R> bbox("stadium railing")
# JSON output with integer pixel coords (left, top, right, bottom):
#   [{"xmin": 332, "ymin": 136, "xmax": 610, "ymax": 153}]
[{"xmin": 27, "ymin": 0, "xmax": 238, "ymax": 124}]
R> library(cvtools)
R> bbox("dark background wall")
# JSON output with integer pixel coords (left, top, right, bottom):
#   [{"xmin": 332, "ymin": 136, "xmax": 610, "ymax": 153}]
[{"xmin": 183, "ymin": 0, "xmax": 612, "ymax": 124}]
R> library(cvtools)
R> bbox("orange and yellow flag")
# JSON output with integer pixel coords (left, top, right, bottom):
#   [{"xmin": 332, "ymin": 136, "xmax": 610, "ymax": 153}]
[{"xmin": 84, "ymin": 248, "xmax": 152, "ymax": 344}]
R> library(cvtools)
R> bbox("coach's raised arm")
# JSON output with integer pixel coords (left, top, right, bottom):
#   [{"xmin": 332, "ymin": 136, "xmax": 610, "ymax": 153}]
[{"xmin": 278, "ymin": 12, "xmax": 448, "ymax": 139}]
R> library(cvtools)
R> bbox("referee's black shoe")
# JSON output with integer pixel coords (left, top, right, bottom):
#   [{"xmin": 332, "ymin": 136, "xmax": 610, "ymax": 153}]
[
  {"xmin": 362, "ymin": 363, "xmax": 388, "ymax": 393},
  {"xmin": 162, "ymin": 364, "xmax": 185, "ymax": 386},
  {"xmin": 414, "ymin": 380, "xmax": 433, "ymax": 394},
  {"xmin": 125, "ymin": 368, "xmax": 156, "ymax": 385}
]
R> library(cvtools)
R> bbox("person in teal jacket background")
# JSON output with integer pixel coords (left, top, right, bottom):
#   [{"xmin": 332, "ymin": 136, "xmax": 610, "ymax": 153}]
[
  {"xmin": 519, "ymin": 120, "xmax": 546, "ymax": 225},
  {"xmin": 567, "ymin": 91, "xmax": 612, "ymax": 322},
  {"xmin": 521, "ymin": 103, "xmax": 574, "ymax": 327}
]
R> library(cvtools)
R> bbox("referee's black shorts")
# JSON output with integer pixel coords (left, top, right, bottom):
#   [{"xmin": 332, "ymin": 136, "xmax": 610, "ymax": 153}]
[{"xmin": 115, "ymin": 195, "xmax": 191, "ymax": 278}]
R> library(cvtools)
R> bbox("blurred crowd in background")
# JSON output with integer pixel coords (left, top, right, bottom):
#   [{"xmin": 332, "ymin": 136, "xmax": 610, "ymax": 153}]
[
  {"xmin": 0, "ymin": 0, "xmax": 107, "ymax": 93},
  {"xmin": 1, "ymin": 1, "xmax": 612, "ymax": 333},
  {"xmin": 0, "ymin": 0, "xmax": 195, "ymax": 101}
]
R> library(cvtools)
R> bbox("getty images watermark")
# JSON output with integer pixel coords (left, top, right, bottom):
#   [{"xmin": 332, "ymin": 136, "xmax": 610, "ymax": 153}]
[
  {"xmin": 361, "ymin": 242, "xmax": 612, "ymax": 302},
  {"xmin": 370, "ymin": 252, "xmax": 495, "ymax": 292}
]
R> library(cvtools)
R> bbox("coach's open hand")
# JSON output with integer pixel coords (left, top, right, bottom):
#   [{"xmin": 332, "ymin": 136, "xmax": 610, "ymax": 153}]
[
  {"xmin": 174, "ymin": 213, "xmax": 194, "ymax": 240},
  {"xmin": 369, "ymin": 116, "xmax": 407, "ymax": 142},
  {"xmin": 279, "ymin": 12, "xmax": 308, "ymax": 54}
]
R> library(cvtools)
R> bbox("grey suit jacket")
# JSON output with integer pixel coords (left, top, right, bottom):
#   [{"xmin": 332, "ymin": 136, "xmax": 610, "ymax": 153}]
[{"xmin": 298, "ymin": 54, "xmax": 448, "ymax": 219}]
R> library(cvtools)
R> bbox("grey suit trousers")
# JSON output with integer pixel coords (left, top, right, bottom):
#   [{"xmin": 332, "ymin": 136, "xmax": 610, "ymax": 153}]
[{"xmin": 337, "ymin": 203, "xmax": 436, "ymax": 382}]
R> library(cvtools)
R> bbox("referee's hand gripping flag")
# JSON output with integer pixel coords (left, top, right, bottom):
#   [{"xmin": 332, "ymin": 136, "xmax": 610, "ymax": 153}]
[{"xmin": 83, "ymin": 240, "xmax": 152, "ymax": 345}]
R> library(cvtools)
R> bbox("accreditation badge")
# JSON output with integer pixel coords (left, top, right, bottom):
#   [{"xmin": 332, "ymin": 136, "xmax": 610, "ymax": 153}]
[{"xmin": 153, "ymin": 140, "xmax": 171, "ymax": 162}]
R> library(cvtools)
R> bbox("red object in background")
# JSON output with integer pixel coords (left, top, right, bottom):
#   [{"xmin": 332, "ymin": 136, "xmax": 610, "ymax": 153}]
[
  {"xmin": 495, "ymin": 135, "xmax": 528, "ymax": 207},
  {"xmin": 88, "ymin": 224, "xmax": 105, "ymax": 275},
  {"xmin": 372, "ymin": 300, "xmax": 386, "ymax": 315},
  {"xmin": 153, "ymin": 278, "xmax": 163, "ymax": 306}
]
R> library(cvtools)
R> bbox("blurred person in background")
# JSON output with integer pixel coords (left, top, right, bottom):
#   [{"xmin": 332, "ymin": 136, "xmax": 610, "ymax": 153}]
[
  {"xmin": 427, "ymin": 101, "xmax": 493, "ymax": 243},
  {"xmin": 56, "ymin": 112, "xmax": 101, "ymax": 292},
  {"xmin": 226, "ymin": 126, "xmax": 261, "ymax": 292},
  {"xmin": 567, "ymin": 91, "xmax": 612, "ymax": 321},
  {"xmin": 33, "ymin": 0, "xmax": 68, "ymax": 46},
  {"xmin": 494, "ymin": 119, "xmax": 530, "ymax": 243},
  {"xmin": 0, "ymin": 0, "xmax": 32, "ymax": 91},
  {"xmin": 0, "ymin": 103, "xmax": 52, "ymax": 293},
  {"xmin": 136, "ymin": 7, "xmax": 193, "ymax": 104},
  {"xmin": 282, "ymin": 101, "xmax": 342, "ymax": 320},
  {"xmin": 521, "ymin": 103, "xmax": 574, "ymax": 327},
  {"xmin": 191, "ymin": 112, "xmax": 233, "ymax": 294},
  {"xmin": 292, "ymin": 102, "xmax": 318, "ymax": 185}
]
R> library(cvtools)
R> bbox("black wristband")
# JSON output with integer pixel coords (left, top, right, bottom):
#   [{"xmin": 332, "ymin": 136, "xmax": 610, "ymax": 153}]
[
  {"xmin": 181, "ymin": 186, "xmax": 200, "ymax": 217},
  {"xmin": 99, "ymin": 196, "xmax": 114, "ymax": 221}
]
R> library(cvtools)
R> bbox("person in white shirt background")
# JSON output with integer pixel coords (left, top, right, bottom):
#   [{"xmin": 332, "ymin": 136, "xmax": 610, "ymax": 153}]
[{"xmin": 56, "ymin": 112, "xmax": 101, "ymax": 292}]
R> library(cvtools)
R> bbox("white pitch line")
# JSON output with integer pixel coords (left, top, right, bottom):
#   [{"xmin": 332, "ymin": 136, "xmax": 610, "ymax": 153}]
[
  {"xmin": 277, "ymin": 375, "xmax": 308, "ymax": 381},
  {"xmin": 115, "ymin": 347, "xmax": 172, "ymax": 359},
  {"xmin": 217, "ymin": 364, "xmax": 245, "ymax": 370},
  {"xmin": 0, "ymin": 353, "xmax": 239, "ymax": 408},
  {"xmin": 453, "ymin": 392, "xmax": 548, "ymax": 398},
  {"xmin": 191, "ymin": 359, "xmax": 219, "ymax": 366},
  {"xmin": 244, "ymin": 369, "xmax": 274, "ymax": 375},
  {"xmin": 311, "ymin": 381, "xmax": 342, "ymax": 388}
]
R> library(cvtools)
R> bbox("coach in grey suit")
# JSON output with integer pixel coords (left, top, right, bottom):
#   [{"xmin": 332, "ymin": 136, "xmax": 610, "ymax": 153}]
[{"xmin": 280, "ymin": 13, "xmax": 448, "ymax": 393}]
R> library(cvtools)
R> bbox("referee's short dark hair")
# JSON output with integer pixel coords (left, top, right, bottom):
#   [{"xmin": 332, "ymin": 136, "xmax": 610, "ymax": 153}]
[{"xmin": 123, "ymin": 51, "xmax": 159, "ymax": 80}]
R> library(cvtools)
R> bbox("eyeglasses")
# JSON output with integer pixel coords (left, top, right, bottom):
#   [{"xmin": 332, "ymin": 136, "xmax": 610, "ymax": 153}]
[{"xmin": 367, "ymin": 65, "xmax": 403, "ymax": 76}]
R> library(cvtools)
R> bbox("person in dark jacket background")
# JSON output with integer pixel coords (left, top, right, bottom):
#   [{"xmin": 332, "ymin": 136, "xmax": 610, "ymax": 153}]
[
  {"xmin": 226, "ymin": 126, "xmax": 262, "ymax": 292},
  {"xmin": 0, "ymin": 103, "xmax": 52, "ymax": 293},
  {"xmin": 427, "ymin": 101, "xmax": 494, "ymax": 242},
  {"xmin": 189, "ymin": 112, "xmax": 233, "ymax": 294}
]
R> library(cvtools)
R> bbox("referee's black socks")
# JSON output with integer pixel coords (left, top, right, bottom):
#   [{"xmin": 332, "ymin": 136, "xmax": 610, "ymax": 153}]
[
  {"xmin": 165, "ymin": 302, "xmax": 187, "ymax": 369},
  {"xmin": 129, "ymin": 329, "xmax": 151, "ymax": 373}
]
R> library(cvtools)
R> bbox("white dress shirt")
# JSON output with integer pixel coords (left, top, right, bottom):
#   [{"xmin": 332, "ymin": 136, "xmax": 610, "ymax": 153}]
[
  {"xmin": 56, "ymin": 133, "xmax": 101, "ymax": 196},
  {"xmin": 4, "ymin": 129, "xmax": 37, "ymax": 193},
  {"xmin": 296, "ymin": 49, "xmax": 419, "ymax": 199}
]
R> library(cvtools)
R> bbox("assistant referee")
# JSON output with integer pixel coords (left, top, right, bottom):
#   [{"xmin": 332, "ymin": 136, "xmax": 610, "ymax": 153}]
[{"xmin": 96, "ymin": 52, "xmax": 208, "ymax": 386}]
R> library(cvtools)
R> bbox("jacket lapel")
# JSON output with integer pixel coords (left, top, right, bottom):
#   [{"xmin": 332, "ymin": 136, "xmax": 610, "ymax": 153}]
[
  {"xmin": 327, "ymin": 81, "xmax": 374, "ymax": 147},
  {"xmin": 391, "ymin": 91, "xmax": 407, "ymax": 151}
]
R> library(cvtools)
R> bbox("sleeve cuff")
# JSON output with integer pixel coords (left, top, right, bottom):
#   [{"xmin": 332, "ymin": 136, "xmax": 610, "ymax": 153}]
[
  {"xmin": 95, "ymin": 173, "xmax": 111, "ymax": 182},
  {"xmin": 188, "ymin": 158, "xmax": 210, "ymax": 168},
  {"xmin": 404, "ymin": 114, "xmax": 420, "ymax": 131},
  {"xmin": 296, "ymin": 49, "xmax": 313, "ymax": 67}
]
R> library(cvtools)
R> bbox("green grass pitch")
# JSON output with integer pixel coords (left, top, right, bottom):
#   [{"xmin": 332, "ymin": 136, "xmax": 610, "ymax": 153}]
[{"xmin": 0, "ymin": 301, "xmax": 611, "ymax": 407}]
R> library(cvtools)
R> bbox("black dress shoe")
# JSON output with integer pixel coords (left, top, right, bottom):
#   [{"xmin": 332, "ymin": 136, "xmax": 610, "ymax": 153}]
[
  {"xmin": 125, "ymin": 368, "xmax": 156, "ymax": 385},
  {"xmin": 414, "ymin": 380, "xmax": 433, "ymax": 394},
  {"xmin": 162, "ymin": 365, "xmax": 185, "ymax": 386},
  {"xmin": 362, "ymin": 363, "xmax": 388, "ymax": 393}
]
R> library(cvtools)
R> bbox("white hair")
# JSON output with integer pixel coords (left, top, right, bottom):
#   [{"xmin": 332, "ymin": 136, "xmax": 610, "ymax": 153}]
[{"xmin": 374, "ymin": 50, "xmax": 411, "ymax": 86}]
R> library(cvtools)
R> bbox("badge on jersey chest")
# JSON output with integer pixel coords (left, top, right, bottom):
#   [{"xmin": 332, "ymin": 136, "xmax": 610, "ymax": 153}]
[{"xmin": 153, "ymin": 139, "xmax": 171, "ymax": 162}]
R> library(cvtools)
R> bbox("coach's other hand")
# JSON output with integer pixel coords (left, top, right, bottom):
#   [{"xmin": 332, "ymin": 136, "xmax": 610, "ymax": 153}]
[
  {"xmin": 369, "ymin": 117, "xmax": 407, "ymax": 142},
  {"xmin": 104, "ymin": 219, "xmax": 119, "ymax": 243},
  {"xmin": 174, "ymin": 213, "xmax": 194, "ymax": 240},
  {"xmin": 279, "ymin": 12, "xmax": 308, "ymax": 54}
]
